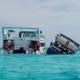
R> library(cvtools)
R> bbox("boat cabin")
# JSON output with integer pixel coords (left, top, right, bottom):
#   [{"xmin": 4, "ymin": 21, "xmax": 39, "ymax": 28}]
[{"xmin": 2, "ymin": 27, "xmax": 45, "ymax": 53}]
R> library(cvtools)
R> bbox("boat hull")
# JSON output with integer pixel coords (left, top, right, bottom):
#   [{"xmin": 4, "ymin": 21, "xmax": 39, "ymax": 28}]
[{"xmin": 47, "ymin": 47, "xmax": 62, "ymax": 54}]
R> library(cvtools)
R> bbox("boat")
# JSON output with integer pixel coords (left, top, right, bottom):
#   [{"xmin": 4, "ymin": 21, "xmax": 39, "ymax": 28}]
[
  {"xmin": 47, "ymin": 33, "xmax": 80, "ymax": 54},
  {"xmin": 2, "ymin": 27, "xmax": 45, "ymax": 54}
]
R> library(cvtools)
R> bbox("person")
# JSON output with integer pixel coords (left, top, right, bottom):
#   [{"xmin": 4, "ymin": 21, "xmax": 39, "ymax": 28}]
[
  {"xmin": 65, "ymin": 41, "xmax": 69, "ymax": 47},
  {"xmin": 8, "ymin": 32, "xmax": 10, "ymax": 38}
]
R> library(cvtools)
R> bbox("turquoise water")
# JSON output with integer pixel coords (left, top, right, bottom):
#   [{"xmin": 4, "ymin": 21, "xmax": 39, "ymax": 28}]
[{"xmin": 0, "ymin": 52, "xmax": 80, "ymax": 80}]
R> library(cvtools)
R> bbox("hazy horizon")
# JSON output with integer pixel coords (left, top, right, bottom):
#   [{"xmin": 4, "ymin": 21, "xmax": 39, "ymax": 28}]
[{"xmin": 0, "ymin": 0, "xmax": 80, "ymax": 47}]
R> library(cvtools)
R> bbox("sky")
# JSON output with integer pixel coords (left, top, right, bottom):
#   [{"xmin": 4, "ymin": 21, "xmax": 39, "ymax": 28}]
[{"xmin": 0, "ymin": 0, "xmax": 80, "ymax": 47}]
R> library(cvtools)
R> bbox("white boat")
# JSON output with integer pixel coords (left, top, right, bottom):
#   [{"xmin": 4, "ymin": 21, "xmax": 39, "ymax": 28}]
[{"xmin": 2, "ymin": 27, "xmax": 45, "ymax": 54}]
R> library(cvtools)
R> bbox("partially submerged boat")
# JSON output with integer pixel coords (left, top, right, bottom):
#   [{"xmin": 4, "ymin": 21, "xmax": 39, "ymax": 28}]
[
  {"xmin": 2, "ymin": 27, "xmax": 45, "ymax": 54},
  {"xmin": 47, "ymin": 33, "xmax": 80, "ymax": 54}
]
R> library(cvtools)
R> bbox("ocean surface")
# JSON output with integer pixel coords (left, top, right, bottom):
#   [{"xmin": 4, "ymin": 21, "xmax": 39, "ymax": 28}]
[{"xmin": 0, "ymin": 51, "xmax": 80, "ymax": 80}]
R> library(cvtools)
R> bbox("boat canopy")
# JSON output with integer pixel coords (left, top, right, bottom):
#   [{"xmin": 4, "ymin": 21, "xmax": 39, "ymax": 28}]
[
  {"xmin": 60, "ymin": 33, "xmax": 80, "ymax": 47},
  {"xmin": 2, "ymin": 27, "xmax": 39, "ymax": 40}
]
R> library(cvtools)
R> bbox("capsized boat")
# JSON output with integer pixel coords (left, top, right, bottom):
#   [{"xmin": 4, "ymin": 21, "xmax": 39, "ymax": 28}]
[{"xmin": 47, "ymin": 33, "xmax": 80, "ymax": 54}]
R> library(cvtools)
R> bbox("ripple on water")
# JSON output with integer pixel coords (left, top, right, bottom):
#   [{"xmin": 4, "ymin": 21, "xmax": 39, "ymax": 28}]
[{"xmin": 0, "ymin": 54, "xmax": 80, "ymax": 80}]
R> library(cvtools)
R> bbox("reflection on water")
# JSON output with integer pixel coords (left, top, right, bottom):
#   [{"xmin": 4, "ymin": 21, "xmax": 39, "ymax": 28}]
[{"xmin": 0, "ymin": 52, "xmax": 80, "ymax": 80}]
